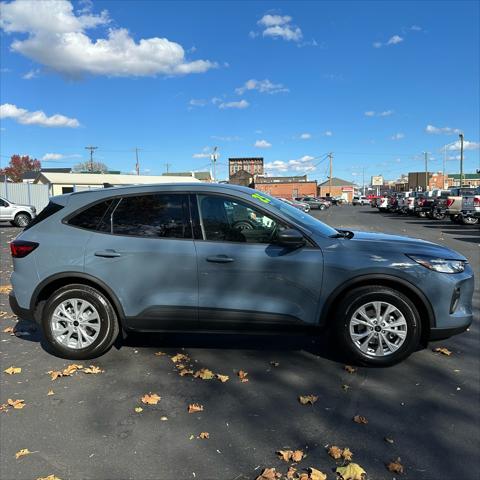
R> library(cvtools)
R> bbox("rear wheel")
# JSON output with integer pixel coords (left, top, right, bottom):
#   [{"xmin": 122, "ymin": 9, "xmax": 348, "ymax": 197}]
[
  {"xmin": 461, "ymin": 215, "xmax": 478, "ymax": 225},
  {"xmin": 334, "ymin": 286, "xmax": 421, "ymax": 366},
  {"xmin": 42, "ymin": 284, "xmax": 119, "ymax": 359},
  {"xmin": 14, "ymin": 212, "xmax": 31, "ymax": 227}
]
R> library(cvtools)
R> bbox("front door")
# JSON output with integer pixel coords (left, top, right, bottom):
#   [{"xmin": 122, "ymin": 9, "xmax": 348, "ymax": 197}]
[
  {"xmin": 83, "ymin": 193, "xmax": 198, "ymax": 330},
  {"xmin": 0, "ymin": 198, "xmax": 14, "ymax": 220},
  {"xmin": 193, "ymin": 194, "xmax": 324, "ymax": 329}
]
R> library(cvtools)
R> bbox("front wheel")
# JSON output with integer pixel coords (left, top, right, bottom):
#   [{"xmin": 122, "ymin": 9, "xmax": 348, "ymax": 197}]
[
  {"xmin": 462, "ymin": 215, "xmax": 478, "ymax": 225},
  {"xmin": 334, "ymin": 286, "xmax": 421, "ymax": 366},
  {"xmin": 42, "ymin": 284, "xmax": 119, "ymax": 359},
  {"xmin": 14, "ymin": 213, "xmax": 31, "ymax": 227}
]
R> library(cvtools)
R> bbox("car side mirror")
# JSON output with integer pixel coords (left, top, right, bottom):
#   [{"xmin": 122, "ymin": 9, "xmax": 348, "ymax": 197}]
[{"xmin": 276, "ymin": 228, "xmax": 305, "ymax": 248}]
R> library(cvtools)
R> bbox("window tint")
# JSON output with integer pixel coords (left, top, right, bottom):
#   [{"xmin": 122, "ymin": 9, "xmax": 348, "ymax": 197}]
[
  {"xmin": 198, "ymin": 195, "xmax": 282, "ymax": 243},
  {"xmin": 25, "ymin": 201, "xmax": 64, "ymax": 230},
  {"xmin": 0, "ymin": 199, "xmax": 8, "ymax": 207},
  {"xmin": 68, "ymin": 199, "xmax": 114, "ymax": 231},
  {"xmin": 112, "ymin": 194, "xmax": 191, "ymax": 238}
]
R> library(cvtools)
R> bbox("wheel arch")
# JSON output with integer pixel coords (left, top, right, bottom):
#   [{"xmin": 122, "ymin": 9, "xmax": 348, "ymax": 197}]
[
  {"xmin": 31, "ymin": 272, "xmax": 126, "ymax": 329},
  {"xmin": 320, "ymin": 274, "xmax": 435, "ymax": 341}
]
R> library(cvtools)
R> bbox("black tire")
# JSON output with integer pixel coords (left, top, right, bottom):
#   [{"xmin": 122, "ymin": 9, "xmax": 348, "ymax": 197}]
[
  {"xmin": 14, "ymin": 212, "xmax": 31, "ymax": 227},
  {"xmin": 42, "ymin": 284, "xmax": 119, "ymax": 359},
  {"xmin": 334, "ymin": 286, "xmax": 421, "ymax": 366},
  {"xmin": 319, "ymin": 204, "xmax": 326, "ymax": 210},
  {"xmin": 418, "ymin": 211, "xmax": 427, "ymax": 218},
  {"xmin": 461, "ymin": 216, "xmax": 478, "ymax": 225}
]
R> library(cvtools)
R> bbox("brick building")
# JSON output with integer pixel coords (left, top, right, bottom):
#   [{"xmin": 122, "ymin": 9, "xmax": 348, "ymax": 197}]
[
  {"xmin": 317, "ymin": 177, "xmax": 357, "ymax": 202},
  {"xmin": 447, "ymin": 173, "xmax": 480, "ymax": 187},
  {"xmin": 255, "ymin": 175, "xmax": 317, "ymax": 198},
  {"xmin": 229, "ymin": 157, "xmax": 264, "ymax": 178}
]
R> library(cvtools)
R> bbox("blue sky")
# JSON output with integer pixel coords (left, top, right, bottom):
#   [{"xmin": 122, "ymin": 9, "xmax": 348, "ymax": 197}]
[{"xmin": 1, "ymin": 0, "xmax": 479, "ymax": 183}]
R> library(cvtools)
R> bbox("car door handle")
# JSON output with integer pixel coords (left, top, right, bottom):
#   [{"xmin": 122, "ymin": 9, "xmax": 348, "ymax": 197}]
[
  {"xmin": 206, "ymin": 255, "xmax": 235, "ymax": 263},
  {"xmin": 94, "ymin": 249, "xmax": 121, "ymax": 258}
]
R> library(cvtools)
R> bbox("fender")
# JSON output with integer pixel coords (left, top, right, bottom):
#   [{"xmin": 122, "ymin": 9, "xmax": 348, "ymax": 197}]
[
  {"xmin": 319, "ymin": 273, "xmax": 436, "ymax": 328},
  {"xmin": 30, "ymin": 271, "xmax": 127, "ymax": 328}
]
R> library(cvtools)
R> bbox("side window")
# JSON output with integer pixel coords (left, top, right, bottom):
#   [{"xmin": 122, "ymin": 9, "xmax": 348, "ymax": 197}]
[
  {"xmin": 68, "ymin": 199, "xmax": 114, "ymax": 231},
  {"xmin": 112, "ymin": 194, "xmax": 191, "ymax": 238},
  {"xmin": 0, "ymin": 199, "xmax": 8, "ymax": 207},
  {"xmin": 198, "ymin": 195, "xmax": 282, "ymax": 244}
]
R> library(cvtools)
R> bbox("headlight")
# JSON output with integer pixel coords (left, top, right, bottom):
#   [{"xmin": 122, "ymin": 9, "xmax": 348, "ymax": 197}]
[{"xmin": 407, "ymin": 254, "xmax": 466, "ymax": 274}]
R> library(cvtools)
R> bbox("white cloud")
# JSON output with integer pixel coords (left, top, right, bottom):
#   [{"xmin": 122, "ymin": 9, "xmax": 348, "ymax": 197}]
[
  {"xmin": 211, "ymin": 135, "xmax": 241, "ymax": 141},
  {"xmin": 22, "ymin": 68, "xmax": 40, "ymax": 80},
  {"xmin": 0, "ymin": 0, "xmax": 217, "ymax": 78},
  {"xmin": 300, "ymin": 133, "xmax": 311, "ymax": 140},
  {"xmin": 256, "ymin": 13, "xmax": 303, "ymax": 42},
  {"xmin": 425, "ymin": 124, "xmax": 462, "ymax": 135},
  {"xmin": 218, "ymin": 99, "xmax": 249, "ymax": 109},
  {"xmin": 372, "ymin": 42, "xmax": 383, "ymax": 49},
  {"xmin": 323, "ymin": 130, "xmax": 333, "ymax": 137},
  {"xmin": 189, "ymin": 98, "xmax": 207, "ymax": 107},
  {"xmin": 265, "ymin": 155, "xmax": 315, "ymax": 173},
  {"xmin": 192, "ymin": 152, "xmax": 211, "ymax": 158},
  {"xmin": 364, "ymin": 110, "xmax": 394, "ymax": 117},
  {"xmin": 235, "ymin": 79, "xmax": 288, "ymax": 95},
  {"xmin": 254, "ymin": 139, "xmax": 272, "ymax": 148},
  {"xmin": 445, "ymin": 140, "xmax": 479, "ymax": 151},
  {"xmin": 410, "ymin": 25, "xmax": 422, "ymax": 31},
  {"xmin": 391, "ymin": 132, "xmax": 405, "ymax": 140},
  {"xmin": 0, "ymin": 103, "xmax": 80, "ymax": 127},
  {"xmin": 387, "ymin": 35, "xmax": 403, "ymax": 45},
  {"xmin": 42, "ymin": 153, "xmax": 64, "ymax": 160}
]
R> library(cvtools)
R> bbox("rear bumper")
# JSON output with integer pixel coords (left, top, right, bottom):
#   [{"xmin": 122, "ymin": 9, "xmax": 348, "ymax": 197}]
[{"xmin": 9, "ymin": 292, "xmax": 32, "ymax": 320}]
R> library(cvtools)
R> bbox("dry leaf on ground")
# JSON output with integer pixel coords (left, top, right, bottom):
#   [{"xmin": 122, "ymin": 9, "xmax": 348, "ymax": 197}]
[
  {"xmin": 188, "ymin": 403, "xmax": 204, "ymax": 413},
  {"xmin": 83, "ymin": 366, "xmax": 103, "ymax": 374},
  {"xmin": 277, "ymin": 449, "xmax": 304, "ymax": 462},
  {"xmin": 255, "ymin": 468, "xmax": 281, "ymax": 480},
  {"xmin": 154, "ymin": 352, "xmax": 166, "ymax": 356},
  {"xmin": 238, "ymin": 370, "xmax": 249, "ymax": 382},
  {"xmin": 4, "ymin": 366, "xmax": 21, "ymax": 375},
  {"xmin": 62, "ymin": 364, "xmax": 83, "ymax": 375},
  {"xmin": 0, "ymin": 285, "xmax": 12, "ymax": 294},
  {"xmin": 194, "ymin": 368, "xmax": 215, "ymax": 380},
  {"xmin": 36, "ymin": 476, "xmax": 62, "ymax": 480},
  {"xmin": 47, "ymin": 370, "xmax": 63, "ymax": 381},
  {"xmin": 134, "ymin": 407, "xmax": 143, "ymax": 413},
  {"xmin": 328, "ymin": 445, "xmax": 343, "ymax": 459},
  {"xmin": 3, "ymin": 326, "xmax": 14, "ymax": 334},
  {"xmin": 344, "ymin": 365, "xmax": 357, "ymax": 373},
  {"xmin": 308, "ymin": 468, "xmax": 327, "ymax": 480},
  {"xmin": 298, "ymin": 394, "xmax": 318, "ymax": 405},
  {"xmin": 433, "ymin": 347, "xmax": 452, "ymax": 356},
  {"xmin": 171, "ymin": 353, "xmax": 189, "ymax": 363},
  {"xmin": 141, "ymin": 393, "xmax": 161, "ymax": 405},
  {"xmin": 336, "ymin": 463, "xmax": 366, "ymax": 480},
  {"xmin": 47, "ymin": 390, "xmax": 54, "ymax": 396},
  {"xmin": 199, "ymin": 432, "xmax": 209, "ymax": 439},
  {"xmin": 15, "ymin": 448, "xmax": 31, "ymax": 459},
  {"xmin": 286, "ymin": 466, "xmax": 297, "ymax": 479},
  {"xmin": 353, "ymin": 415, "xmax": 368, "ymax": 424},
  {"xmin": 387, "ymin": 457, "xmax": 404, "ymax": 474},
  {"xmin": 8, "ymin": 398, "xmax": 25, "ymax": 409},
  {"xmin": 178, "ymin": 368, "xmax": 193, "ymax": 377},
  {"xmin": 341, "ymin": 448, "xmax": 353, "ymax": 462},
  {"xmin": 216, "ymin": 374, "xmax": 229, "ymax": 382}
]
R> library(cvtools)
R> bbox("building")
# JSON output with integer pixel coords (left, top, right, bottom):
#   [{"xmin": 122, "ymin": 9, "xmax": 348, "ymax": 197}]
[
  {"xmin": 229, "ymin": 157, "xmax": 264, "ymax": 178},
  {"xmin": 447, "ymin": 173, "xmax": 480, "ymax": 188},
  {"xmin": 162, "ymin": 171, "xmax": 212, "ymax": 182},
  {"xmin": 229, "ymin": 170, "xmax": 254, "ymax": 188},
  {"xmin": 317, "ymin": 177, "xmax": 357, "ymax": 202},
  {"xmin": 22, "ymin": 168, "xmax": 72, "ymax": 183},
  {"xmin": 255, "ymin": 175, "xmax": 317, "ymax": 198},
  {"xmin": 34, "ymin": 172, "xmax": 200, "ymax": 196}
]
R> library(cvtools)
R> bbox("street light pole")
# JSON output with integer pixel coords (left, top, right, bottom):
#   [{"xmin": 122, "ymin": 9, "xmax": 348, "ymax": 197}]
[
  {"xmin": 424, "ymin": 151, "xmax": 428, "ymax": 191},
  {"xmin": 459, "ymin": 133, "xmax": 464, "ymax": 187}
]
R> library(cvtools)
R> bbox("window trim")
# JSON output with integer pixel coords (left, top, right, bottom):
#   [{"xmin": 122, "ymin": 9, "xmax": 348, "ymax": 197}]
[{"xmin": 64, "ymin": 192, "xmax": 194, "ymax": 240}]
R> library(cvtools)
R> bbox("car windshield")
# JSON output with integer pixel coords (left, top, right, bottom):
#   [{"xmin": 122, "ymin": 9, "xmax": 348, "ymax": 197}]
[{"xmin": 253, "ymin": 191, "xmax": 338, "ymax": 237}]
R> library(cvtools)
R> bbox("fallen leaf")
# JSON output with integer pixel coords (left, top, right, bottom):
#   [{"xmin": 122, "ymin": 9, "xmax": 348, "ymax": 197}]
[
  {"xmin": 141, "ymin": 393, "xmax": 161, "ymax": 405},
  {"xmin": 336, "ymin": 463, "xmax": 366, "ymax": 480},
  {"xmin": 277, "ymin": 449, "xmax": 304, "ymax": 463},
  {"xmin": 7, "ymin": 398, "xmax": 25, "ymax": 409},
  {"xmin": 387, "ymin": 457, "xmax": 404, "ymax": 474},
  {"xmin": 342, "ymin": 448, "xmax": 353, "ymax": 462},
  {"xmin": 0, "ymin": 285, "xmax": 12, "ymax": 294},
  {"xmin": 308, "ymin": 468, "xmax": 327, "ymax": 480},
  {"xmin": 47, "ymin": 390, "xmax": 54, "ymax": 396},
  {"xmin": 433, "ymin": 347, "xmax": 452, "ymax": 356},
  {"xmin": 3, "ymin": 326, "xmax": 14, "ymax": 334},
  {"xmin": 298, "ymin": 394, "xmax": 318, "ymax": 405},
  {"xmin": 286, "ymin": 466, "xmax": 297, "ymax": 479},
  {"xmin": 15, "ymin": 448, "xmax": 31, "ymax": 459},
  {"xmin": 0, "ymin": 403, "xmax": 8, "ymax": 412},
  {"xmin": 199, "ymin": 432, "xmax": 209, "ymax": 439},
  {"xmin": 36, "ymin": 476, "xmax": 62, "ymax": 480},
  {"xmin": 4, "ymin": 366, "xmax": 21, "ymax": 375},
  {"xmin": 154, "ymin": 352, "xmax": 166, "ymax": 356},
  {"xmin": 62, "ymin": 364, "xmax": 83, "ymax": 375},
  {"xmin": 189, "ymin": 434, "xmax": 195, "ymax": 440},
  {"xmin": 47, "ymin": 370, "xmax": 63, "ymax": 381},
  {"xmin": 171, "ymin": 353, "xmax": 189, "ymax": 363},
  {"xmin": 83, "ymin": 366, "xmax": 103, "ymax": 374},
  {"xmin": 188, "ymin": 403, "xmax": 204, "ymax": 413},
  {"xmin": 238, "ymin": 370, "xmax": 249, "ymax": 382},
  {"xmin": 178, "ymin": 368, "xmax": 193, "ymax": 377},
  {"xmin": 342, "ymin": 384, "xmax": 350, "ymax": 391},
  {"xmin": 160, "ymin": 416, "xmax": 168, "ymax": 421},
  {"xmin": 353, "ymin": 415, "xmax": 368, "ymax": 425},
  {"xmin": 134, "ymin": 407, "xmax": 143, "ymax": 413},
  {"xmin": 344, "ymin": 365, "xmax": 357, "ymax": 374},
  {"xmin": 328, "ymin": 446, "xmax": 343, "ymax": 460},
  {"xmin": 216, "ymin": 374, "xmax": 229, "ymax": 383},
  {"xmin": 255, "ymin": 468, "xmax": 281, "ymax": 480},
  {"xmin": 194, "ymin": 368, "xmax": 215, "ymax": 380}
]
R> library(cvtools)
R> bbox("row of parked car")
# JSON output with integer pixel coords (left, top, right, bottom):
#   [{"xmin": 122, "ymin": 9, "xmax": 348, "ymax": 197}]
[
  {"xmin": 373, "ymin": 187, "xmax": 480, "ymax": 225},
  {"xmin": 279, "ymin": 196, "xmax": 335, "ymax": 212}
]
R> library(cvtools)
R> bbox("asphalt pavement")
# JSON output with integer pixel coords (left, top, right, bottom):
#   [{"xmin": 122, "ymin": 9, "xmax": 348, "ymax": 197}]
[{"xmin": 0, "ymin": 206, "xmax": 478, "ymax": 480}]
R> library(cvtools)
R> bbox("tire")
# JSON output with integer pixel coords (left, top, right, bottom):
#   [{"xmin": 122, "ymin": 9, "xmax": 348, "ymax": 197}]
[
  {"xmin": 461, "ymin": 216, "xmax": 478, "ymax": 225},
  {"xmin": 418, "ymin": 211, "xmax": 427, "ymax": 218},
  {"xmin": 14, "ymin": 212, "xmax": 31, "ymax": 227},
  {"xmin": 433, "ymin": 210, "xmax": 445, "ymax": 220},
  {"xmin": 334, "ymin": 286, "xmax": 421, "ymax": 366},
  {"xmin": 319, "ymin": 204, "xmax": 326, "ymax": 210},
  {"xmin": 42, "ymin": 284, "xmax": 119, "ymax": 359}
]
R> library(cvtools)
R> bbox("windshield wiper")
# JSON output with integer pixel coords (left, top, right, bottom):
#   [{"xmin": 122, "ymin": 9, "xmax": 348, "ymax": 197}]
[{"xmin": 330, "ymin": 229, "xmax": 354, "ymax": 239}]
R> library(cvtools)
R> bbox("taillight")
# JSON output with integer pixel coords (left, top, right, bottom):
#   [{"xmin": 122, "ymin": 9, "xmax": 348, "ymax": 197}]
[
  {"xmin": 10, "ymin": 240, "xmax": 39, "ymax": 258},
  {"xmin": 418, "ymin": 198, "xmax": 425, "ymax": 206},
  {"xmin": 474, "ymin": 198, "xmax": 480, "ymax": 206},
  {"xmin": 446, "ymin": 199, "xmax": 454, "ymax": 207}
]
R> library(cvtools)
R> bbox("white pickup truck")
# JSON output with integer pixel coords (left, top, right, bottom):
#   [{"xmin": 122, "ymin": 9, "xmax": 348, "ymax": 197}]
[
  {"xmin": 0, "ymin": 196, "xmax": 37, "ymax": 227},
  {"xmin": 440, "ymin": 187, "xmax": 480, "ymax": 225},
  {"xmin": 460, "ymin": 187, "xmax": 480, "ymax": 225}
]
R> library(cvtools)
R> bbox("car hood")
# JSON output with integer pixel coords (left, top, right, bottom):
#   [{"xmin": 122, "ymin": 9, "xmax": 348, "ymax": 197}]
[{"xmin": 346, "ymin": 230, "xmax": 467, "ymax": 261}]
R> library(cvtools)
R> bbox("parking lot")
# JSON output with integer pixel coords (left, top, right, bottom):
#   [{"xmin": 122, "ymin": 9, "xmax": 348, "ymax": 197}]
[{"xmin": 0, "ymin": 205, "xmax": 478, "ymax": 480}]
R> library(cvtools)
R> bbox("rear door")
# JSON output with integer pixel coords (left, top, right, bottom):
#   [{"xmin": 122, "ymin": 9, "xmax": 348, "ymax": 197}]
[
  {"xmin": 81, "ymin": 193, "xmax": 198, "ymax": 330},
  {"xmin": 192, "ymin": 193, "xmax": 324, "ymax": 329}
]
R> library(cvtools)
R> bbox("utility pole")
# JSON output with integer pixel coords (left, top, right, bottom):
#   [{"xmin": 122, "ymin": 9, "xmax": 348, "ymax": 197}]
[
  {"xmin": 134, "ymin": 147, "xmax": 141, "ymax": 175},
  {"xmin": 84, "ymin": 146, "xmax": 98, "ymax": 172},
  {"xmin": 164, "ymin": 162, "xmax": 171, "ymax": 174},
  {"xmin": 362, "ymin": 167, "xmax": 365, "ymax": 196},
  {"xmin": 459, "ymin": 133, "xmax": 464, "ymax": 187},
  {"xmin": 211, "ymin": 146, "xmax": 219, "ymax": 182},
  {"xmin": 443, "ymin": 145, "xmax": 447, "ymax": 189},
  {"xmin": 424, "ymin": 151, "xmax": 428, "ymax": 191},
  {"xmin": 328, "ymin": 152, "xmax": 333, "ymax": 196}
]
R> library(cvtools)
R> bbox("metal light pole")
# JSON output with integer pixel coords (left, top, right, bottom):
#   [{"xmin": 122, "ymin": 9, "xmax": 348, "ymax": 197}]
[{"xmin": 459, "ymin": 133, "xmax": 464, "ymax": 187}]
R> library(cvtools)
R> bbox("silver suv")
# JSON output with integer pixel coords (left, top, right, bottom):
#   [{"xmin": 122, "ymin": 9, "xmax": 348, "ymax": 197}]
[{"xmin": 0, "ymin": 196, "xmax": 36, "ymax": 227}]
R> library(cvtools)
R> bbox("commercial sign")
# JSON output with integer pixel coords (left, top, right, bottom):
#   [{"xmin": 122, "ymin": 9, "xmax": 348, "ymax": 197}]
[{"xmin": 371, "ymin": 175, "xmax": 384, "ymax": 186}]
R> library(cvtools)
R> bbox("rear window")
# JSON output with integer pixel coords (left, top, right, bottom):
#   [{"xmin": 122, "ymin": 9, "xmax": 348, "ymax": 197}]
[
  {"xmin": 68, "ymin": 199, "xmax": 114, "ymax": 231},
  {"xmin": 24, "ymin": 201, "xmax": 64, "ymax": 230}
]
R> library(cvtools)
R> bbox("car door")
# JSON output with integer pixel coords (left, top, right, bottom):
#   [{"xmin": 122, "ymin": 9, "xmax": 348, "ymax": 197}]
[
  {"xmin": 82, "ymin": 193, "xmax": 198, "ymax": 330},
  {"xmin": 192, "ymin": 193, "xmax": 324, "ymax": 328},
  {"xmin": 0, "ymin": 198, "xmax": 13, "ymax": 220}
]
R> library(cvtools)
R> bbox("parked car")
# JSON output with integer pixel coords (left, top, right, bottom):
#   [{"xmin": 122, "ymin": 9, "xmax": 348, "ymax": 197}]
[
  {"xmin": 296, "ymin": 196, "xmax": 329, "ymax": 210},
  {"xmin": 459, "ymin": 187, "xmax": 480, "ymax": 225},
  {"xmin": 352, "ymin": 196, "xmax": 371, "ymax": 206},
  {"xmin": 317, "ymin": 197, "xmax": 333, "ymax": 207},
  {"xmin": 279, "ymin": 198, "xmax": 311, "ymax": 212},
  {"xmin": 0, "ymin": 196, "xmax": 37, "ymax": 227},
  {"xmin": 414, "ymin": 189, "xmax": 449, "ymax": 218},
  {"xmin": 9, "ymin": 184, "xmax": 474, "ymax": 366},
  {"xmin": 437, "ymin": 187, "xmax": 479, "ymax": 224}
]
